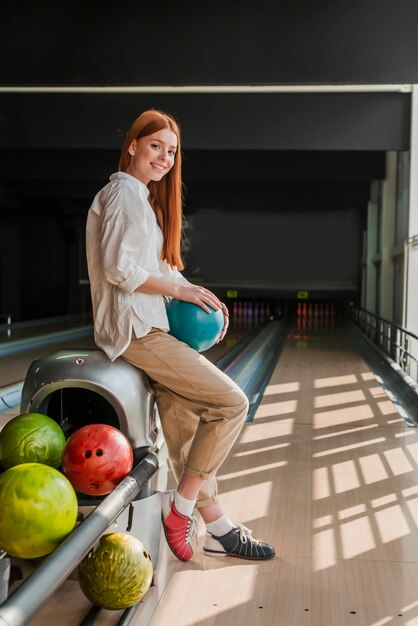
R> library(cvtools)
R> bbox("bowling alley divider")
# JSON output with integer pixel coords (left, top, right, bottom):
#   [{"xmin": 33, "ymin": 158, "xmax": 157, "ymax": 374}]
[
  {"xmin": 348, "ymin": 322, "xmax": 418, "ymax": 427},
  {"xmin": 0, "ymin": 453, "xmax": 159, "ymax": 626},
  {"xmin": 0, "ymin": 325, "xmax": 93, "ymax": 358},
  {"xmin": 0, "ymin": 383, "xmax": 23, "ymax": 414},
  {"xmin": 217, "ymin": 321, "xmax": 287, "ymax": 422}
]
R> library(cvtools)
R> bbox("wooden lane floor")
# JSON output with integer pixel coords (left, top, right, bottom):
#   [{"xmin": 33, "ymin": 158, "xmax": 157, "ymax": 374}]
[
  {"xmin": 6, "ymin": 319, "xmax": 418, "ymax": 625},
  {"xmin": 134, "ymin": 321, "xmax": 418, "ymax": 626}
]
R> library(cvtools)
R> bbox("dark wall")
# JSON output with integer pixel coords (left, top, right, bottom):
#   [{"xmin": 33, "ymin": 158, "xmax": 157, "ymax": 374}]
[
  {"xmin": 0, "ymin": 93, "xmax": 410, "ymax": 151},
  {"xmin": 1, "ymin": 1, "xmax": 415, "ymax": 318},
  {"xmin": 2, "ymin": 1, "xmax": 418, "ymax": 84},
  {"xmin": 187, "ymin": 208, "xmax": 362, "ymax": 294}
]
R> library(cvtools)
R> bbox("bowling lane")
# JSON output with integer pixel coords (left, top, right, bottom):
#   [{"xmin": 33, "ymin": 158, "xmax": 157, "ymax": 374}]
[
  {"xmin": 0, "ymin": 316, "xmax": 95, "ymax": 389},
  {"xmin": 0, "ymin": 336, "xmax": 97, "ymax": 390},
  {"xmin": 137, "ymin": 319, "xmax": 418, "ymax": 626},
  {"xmin": 204, "ymin": 298, "xmax": 278, "ymax": 363},
  {"xmin": 0, "ymin": 314, "xmax": 93, "ymax": 344}
]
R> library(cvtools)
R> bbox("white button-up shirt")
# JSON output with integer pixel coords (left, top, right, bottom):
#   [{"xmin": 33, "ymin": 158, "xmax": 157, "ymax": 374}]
[{"xmin": 86, "ymin": 171, "xmax": 190, "ymax": 361}]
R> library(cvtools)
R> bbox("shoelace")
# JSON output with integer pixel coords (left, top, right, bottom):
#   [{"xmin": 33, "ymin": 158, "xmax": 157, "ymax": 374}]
[
  {"xmin": 186, "ymin": 514, "xmax": 199, "ymax": 544},
  {"xmin": 236, "ymin": 523, "xmax": 261, "ymax": 545}
]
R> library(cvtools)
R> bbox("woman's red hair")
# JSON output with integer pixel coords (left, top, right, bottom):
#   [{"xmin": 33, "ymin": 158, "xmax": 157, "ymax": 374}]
[{"xmin": 119, "ymin": 109, "xmax": 184, "ymax": 270}]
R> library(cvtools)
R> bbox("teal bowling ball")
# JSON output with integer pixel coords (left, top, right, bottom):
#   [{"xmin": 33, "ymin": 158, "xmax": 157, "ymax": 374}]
[{"xmin": 166, "ymin": 299, "xmax": 224, "ymax": 352}]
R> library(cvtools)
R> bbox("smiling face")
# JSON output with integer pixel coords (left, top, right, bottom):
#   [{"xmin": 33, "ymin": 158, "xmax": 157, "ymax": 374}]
[{"xmin": 126, "ymin": 127, "xmax": 178, "ymax": 186}]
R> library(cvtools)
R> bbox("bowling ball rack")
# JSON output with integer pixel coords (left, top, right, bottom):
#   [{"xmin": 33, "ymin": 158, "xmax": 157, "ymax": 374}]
[{"xmin": 0, "ymin": 453, "xmax": 159, "ymax": 626}]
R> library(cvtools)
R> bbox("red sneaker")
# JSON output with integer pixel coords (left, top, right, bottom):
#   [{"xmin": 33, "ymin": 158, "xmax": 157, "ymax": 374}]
[{"xmin": 161, "ymin": 491, "xmax": 198, "ymax": 562}]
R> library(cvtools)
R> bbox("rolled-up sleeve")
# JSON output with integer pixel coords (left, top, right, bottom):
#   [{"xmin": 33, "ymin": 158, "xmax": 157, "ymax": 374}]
[
  {"xmin": 158, "ymin": 259, "xmax": 191, "ymax": 286},
  {"xmin": 101, "ymin": 186, "xmax": 150, "ymax": 293}
]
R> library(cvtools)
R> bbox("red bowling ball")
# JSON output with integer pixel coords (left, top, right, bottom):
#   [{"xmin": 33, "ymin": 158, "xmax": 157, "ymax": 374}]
[{"xmin": 61, "ymin": 424, "xmax": 133, "ymax": 496}]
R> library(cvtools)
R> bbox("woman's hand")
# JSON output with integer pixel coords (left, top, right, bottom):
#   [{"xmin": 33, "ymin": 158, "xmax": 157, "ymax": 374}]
[
  {"xmin": 175, "ymin": 285, "xmax": 229, "ymax": 343},
  {"xmin": 217, "ymin": 302, "xmax": 230, "ymax": 343},
  {"xmin": 175, "ymin": 284, "xmax": 223, "ymax": 314}
]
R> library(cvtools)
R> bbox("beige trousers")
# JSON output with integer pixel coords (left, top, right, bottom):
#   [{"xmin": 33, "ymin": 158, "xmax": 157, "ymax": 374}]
[{"xmin": 121, "ymin": 328, "xmax": 249, "ymax": 508}]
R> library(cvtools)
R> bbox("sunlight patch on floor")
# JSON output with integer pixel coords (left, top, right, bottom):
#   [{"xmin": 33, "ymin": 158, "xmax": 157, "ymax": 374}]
[
  {"xmin": 216, "ymin": 482, "xmax": 273, "ymax": 522},
  {"xmin": 372, "ymin": 495, "xmax": 398, "ymax": 511},
  {"xmin": 314, "ymin": 389, "xmax": 366, "ymax": 408},
  {"xmin": 368, "ymin": 617, "xmax": 394, "ymax": 626},
  {"xmin": 375, "ymin": 504, "xmax": 411, "ymax": 543},
  {"xmin": 263, "ymin": 381, "xmax": 300, "ymax": 395},
  {"xmin": 383, "ymin": 448, "xmax": 414, "ymax": 475},
  {"xmin": 402, "ymin": 485, "xmax": 418, "ymax": 498},
  {"xmin": 332, "ymin": 459, "xmax": 361, "ymax": 493},
  {"xmin": 314, "ymin": 374, "xmax": 358, "ymax": 388},
  {"xmin": 312, "ymin": 466, "xmax": 331, "ymax": 500},
  {"xmin": 405, "ymin": 496, "xmax": 418, "ymax": 528},
  {"xmin": 338, "ymin": 504, "xmax": 367, "ymax": 520},
  {"xmin": 313, "ymin": 514, "xmax": 333, "ymax": 529},
  {"xmin": 368, "ymin": 385, "xmax": 387, "ymax": 399},
  {"xmin": 395, "ymin": 430, "xmax": 416, "ymax": 438},
  {"xmin": 361, "ymin": 372, "xmax": 375, "ymax": 381},
  {"xmin": 402, "ymin": 600, "xmax": 418, "ymax": 613},
  {"xmin": 234, "ymin": 442, "xmax": 290, "ymax": 457},
  {"xmin": 340, "ymin": 516, "xmax": 375, "ymax": 558},
  {"xmin": 240, "ymin": 420, "xmax": 294, "ymax": 444},
  {"xmin": 313, "ymin": 436, "xmax": 386, "ymax": 458},
  {"xmin": 217, "ymin": 460, "xmax": 287, "ymax": 481},
  {"xmin": 163, "ymin": 564, "xmax": 259, "ymax": 623},
  {"xmin": 254, "ymin": 399, "xmax": 298, "ymax": 418},
  {"xmin": 377, "ymin": 400, "xmax": 398, "ymax": 416},
  {"xmin": 406, "ymin": 441, "xmax": 418, "ymax": 461},
  {"xmin": 314, "ymin": 404, "xmax": 375, "ymax": 428},
  {"xmin": 313, "ymin": 528, "xmax": 337, "ymax": 569},
  {"xmin": 386, "ymin": 417, "xmax": 405, "ymax": 424},
  {"xmin": 313, "ymin": 423, "xmax": 380, "ymax": 440}
]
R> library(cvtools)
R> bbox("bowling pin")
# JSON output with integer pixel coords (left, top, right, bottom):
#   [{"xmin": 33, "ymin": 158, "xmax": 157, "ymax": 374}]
[
  {"xmin": 248, "ymin": 302, "xmax": 254, "ymax": 328},
  {"xmin": 232, "ymin": 301, "xmax": 238, "ymax": 326}
]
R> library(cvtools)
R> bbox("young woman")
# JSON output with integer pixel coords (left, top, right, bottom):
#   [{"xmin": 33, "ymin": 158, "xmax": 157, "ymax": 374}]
[{"xmin": 86, "ymin": 109, "xmax": 275, "ymax": 561}]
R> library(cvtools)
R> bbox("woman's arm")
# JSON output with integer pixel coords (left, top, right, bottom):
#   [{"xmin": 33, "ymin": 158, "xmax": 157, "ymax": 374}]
[
  {"xmin": 136, "ymin": 275, "xmax": 222, "ymax": 315},
  {"xmin": 99, "ymin": 185, "xmax": 151, "ymax": 293},
  {"xmin": 137, "ymin": 276, "xmax": 229, "ymax": 341}
]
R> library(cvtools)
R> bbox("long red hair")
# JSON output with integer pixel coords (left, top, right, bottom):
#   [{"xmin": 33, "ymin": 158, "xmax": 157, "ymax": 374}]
[{"xmin": 119, "ymin": 110, "xmax": 184, "ymax": 270}]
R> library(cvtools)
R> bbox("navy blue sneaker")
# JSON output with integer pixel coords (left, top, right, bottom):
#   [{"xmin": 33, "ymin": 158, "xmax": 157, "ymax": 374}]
[{"xmin": 203, "ymin": 524, "xmax": 275, "ymax": 560}]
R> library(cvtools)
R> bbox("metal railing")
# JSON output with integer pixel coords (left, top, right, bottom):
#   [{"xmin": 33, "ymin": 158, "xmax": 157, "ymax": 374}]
[{"xmin": 352, "ymin": 307, "xmax": 418, "ymax": 382}]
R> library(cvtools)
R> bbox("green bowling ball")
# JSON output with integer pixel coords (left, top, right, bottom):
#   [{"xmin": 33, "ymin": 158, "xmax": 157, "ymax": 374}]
[
  {"xmin": 78, "ymin": 533, "xmax": 154, "ymax": 610},
  {"xmin": 0, "ymin": 463, "xmax": 78, "ymax": 558},
  {"xmin": 0, "ymin": 412, "xmax": 66, "ymax": 470}
]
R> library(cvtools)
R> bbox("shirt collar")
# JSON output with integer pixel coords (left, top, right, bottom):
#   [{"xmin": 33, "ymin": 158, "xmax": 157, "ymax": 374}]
[{"xmin": 109, "ymin": 172, "xmax": 150, "ymax": 197}]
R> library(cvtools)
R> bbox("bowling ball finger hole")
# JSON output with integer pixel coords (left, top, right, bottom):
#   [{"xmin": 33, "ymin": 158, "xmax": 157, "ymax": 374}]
[
  {"xmin": 84, "ymin": 450, "xmax": 92, "ymax": 458},
  {"xmin": 95, "ymin": 449, "xmax": 103, "ymax": 457}
]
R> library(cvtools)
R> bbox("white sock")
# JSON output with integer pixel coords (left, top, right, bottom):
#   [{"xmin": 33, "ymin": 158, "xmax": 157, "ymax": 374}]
[
  {"xmin": 174, "ymin": 491, "xmax": 196, "ymax": 517},
  {"xmin": 205, "ymin": 514, "xmax": 234, "ymax": 537}
]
